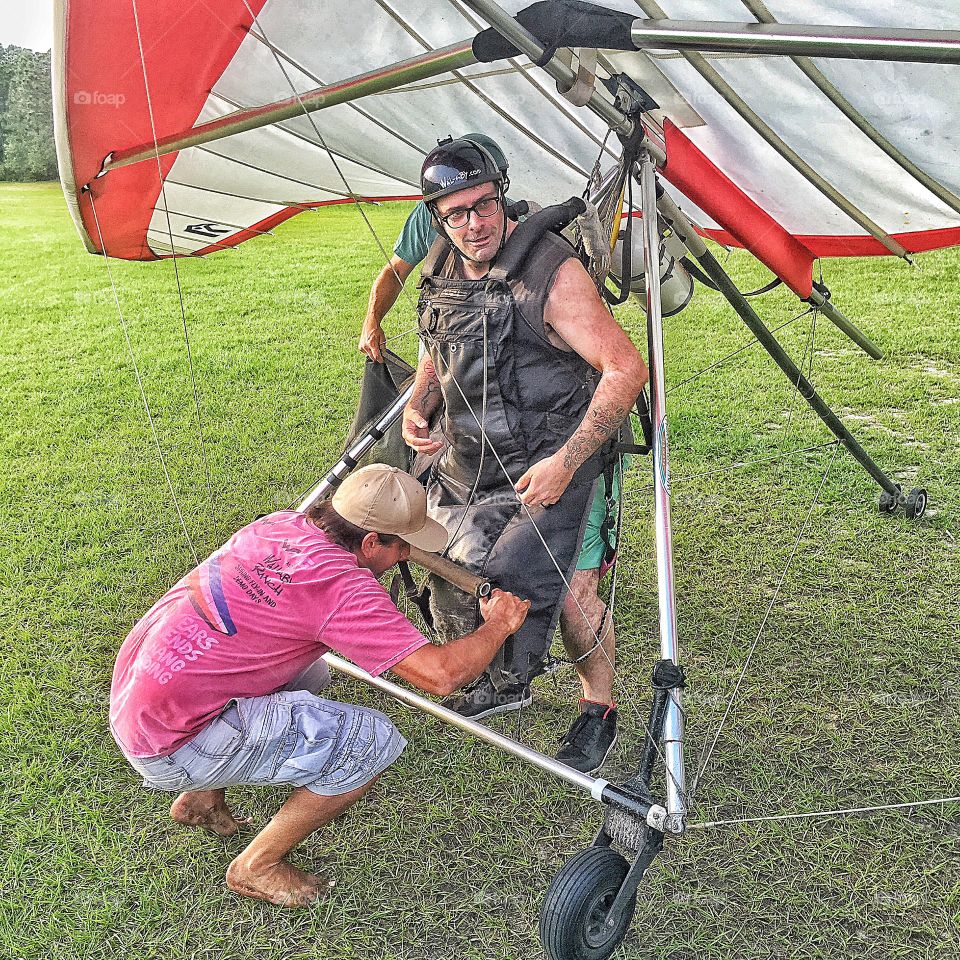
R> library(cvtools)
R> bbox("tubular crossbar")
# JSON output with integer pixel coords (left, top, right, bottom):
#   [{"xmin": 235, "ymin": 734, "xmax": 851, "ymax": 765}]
[
  {"xmin": 323, "ymin": 653, "xmax": 668, "ymax": 826},
  {"xmin": 630, "ymin": 19, "xmax": 960, "ymax": 63},
  {"xmin": 102, "ymin": 42, "xmax": 478, "ymax": 174},
  {"xmin": 296, "ymin": 385, "xmax": 414, "ymax": 512}
]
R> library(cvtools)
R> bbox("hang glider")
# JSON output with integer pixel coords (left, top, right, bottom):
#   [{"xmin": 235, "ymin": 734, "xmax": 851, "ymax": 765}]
[
  {"xmin": 55, "ymin": 0, "xmax": 960, "ymax": 297},
  {"xmin": 54, "ymin": 3, "xmax": 960, "ymax": 959}
]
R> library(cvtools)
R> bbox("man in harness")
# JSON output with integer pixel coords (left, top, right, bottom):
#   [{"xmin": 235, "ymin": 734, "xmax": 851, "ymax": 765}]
[{"xmin": 402, "ymin": 138, "xmax": 648, "ymax": 774}]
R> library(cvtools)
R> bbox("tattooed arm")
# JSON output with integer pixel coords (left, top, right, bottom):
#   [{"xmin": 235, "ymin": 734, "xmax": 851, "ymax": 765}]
[
  {"xmin": 402, "ymin": 353, "xmax": 445, "ymax": 455},
  {"xmin": 515, "ymin": 258, "xmax": 647, "ymax": 507}
]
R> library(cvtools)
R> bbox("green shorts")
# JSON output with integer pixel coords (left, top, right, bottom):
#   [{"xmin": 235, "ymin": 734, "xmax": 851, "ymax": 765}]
[{"xmin": 576, "ymin": 468, "xmax": 623, "ymax": 571}]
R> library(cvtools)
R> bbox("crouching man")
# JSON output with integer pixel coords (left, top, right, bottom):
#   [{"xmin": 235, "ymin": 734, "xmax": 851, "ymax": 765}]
[{"xmin": 109, "ymin": 465, "xmax": 529, "ymax": 908}]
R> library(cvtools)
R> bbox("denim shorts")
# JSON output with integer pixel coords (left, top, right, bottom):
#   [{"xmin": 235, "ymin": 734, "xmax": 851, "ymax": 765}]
[{"xmin": 121, "ymin": 660, "xmax": 406, "ymax": 797}]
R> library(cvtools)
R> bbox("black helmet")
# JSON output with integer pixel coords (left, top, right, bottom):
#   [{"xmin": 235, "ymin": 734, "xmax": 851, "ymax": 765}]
[
  {"xmin": 462, "ymin": 133, "xmax": 509, "ymax": 175},
  {"xmin": 421, "ymin": 137, "xmax": 506, "ymax": 204}
]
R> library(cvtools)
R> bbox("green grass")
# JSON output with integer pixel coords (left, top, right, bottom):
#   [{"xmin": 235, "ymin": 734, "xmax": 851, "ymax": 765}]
[{"xmin": 2, "ymin": 181, "xmax": 958, "ymax": 959}]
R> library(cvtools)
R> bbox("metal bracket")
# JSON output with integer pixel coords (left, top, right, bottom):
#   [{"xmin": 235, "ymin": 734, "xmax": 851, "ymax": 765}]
[
  {"xmin": 604, "ymin": 825, "xmax": 665, "ymax": 930},
  {"xmin": 601, "ymin": 72, "xmax": 659, "ymax": 117},
  {"xmin": 555, "ymin": 47, "xmax": 598, "ymax": 106}
]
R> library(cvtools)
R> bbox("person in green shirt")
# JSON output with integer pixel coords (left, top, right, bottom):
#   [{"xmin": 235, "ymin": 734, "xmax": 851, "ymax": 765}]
[{"xmin": 358, "ymin": 133, "xmax": 510, "ymax": 363}]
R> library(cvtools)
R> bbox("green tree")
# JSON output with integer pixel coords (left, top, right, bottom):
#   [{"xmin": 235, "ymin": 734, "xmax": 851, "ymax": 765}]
[{"xmin": 0, "ymin": 45, "xmax": 57, "ymax": 182}]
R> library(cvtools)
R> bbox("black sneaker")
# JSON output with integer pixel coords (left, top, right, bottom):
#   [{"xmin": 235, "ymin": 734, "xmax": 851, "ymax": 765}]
[
  {"xmin": 441, "ymin": 673, "xmax": 532, "ymax": 720},
  {"xmin": 555, "ymin": 701, "xmax": 618, "ymax": 774}
]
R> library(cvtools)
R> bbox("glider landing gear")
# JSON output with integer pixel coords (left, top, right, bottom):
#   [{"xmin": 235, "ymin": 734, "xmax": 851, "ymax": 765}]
[
  {"xmin": 540, "ymin": 661, "xmax": 682, "ymax": 960},
  {"xmin": 540, "ymin": 821, "xmax": 663, "ymax": 960},
  {"xmin": 878, "ymin": 484, "xmax": 928, "ymax": 520},
  {"xmin": 540, "ymin": 846, "xmax": 636, "ymax": 960}
]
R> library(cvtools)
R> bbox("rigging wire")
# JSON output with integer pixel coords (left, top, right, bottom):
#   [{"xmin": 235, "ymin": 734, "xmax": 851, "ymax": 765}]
[
  {"xmin": 684, "ymin": 303, "xmax": 828, "ymax": 809},
  {"xmin": 667, "ymin": 309, "xmax": 813, "ymax": 396},
  {"xmin": 688, "ymin": 442, "xmax": 841, "ymax": 804},
  {"xmin": 87, "ymin": 193, "xmax": 200, "ymax": 567},
  {"xmin": 689, "ymin": 795, "xmax": 960, "ymax": 830},
  {"xmin": 130, "ymin": 0, "xmax": 214, "ymax": 511},
  {"xmin": 670, "ymin": 439, "xmax": 840, "ymax": 486},
  {"xmin": 237, "ymin": 0, "xmax": 416, "ymax": 300}
]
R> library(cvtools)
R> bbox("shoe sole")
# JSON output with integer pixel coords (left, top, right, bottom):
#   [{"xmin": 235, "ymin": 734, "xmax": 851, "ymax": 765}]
[{"xmin": 462, "ymin": 691, "xmax": 533, "ymax": 722}]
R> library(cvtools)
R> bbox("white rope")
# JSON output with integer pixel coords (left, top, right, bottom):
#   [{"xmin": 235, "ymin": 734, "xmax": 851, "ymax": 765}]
[
  {"xmin": 689, "ymin": 442, "xmax": 840, "ymax": 802},
  {"xmin": 87, "ymin": 194, "xmax": 199, "ymax": 566},
  {"xmin": 130, "ymin": 0, "xmax": 215, "ymax": 510},
  {"xmin": 689, "ymin": 796, "xmax": 960, "ymax": 831}
]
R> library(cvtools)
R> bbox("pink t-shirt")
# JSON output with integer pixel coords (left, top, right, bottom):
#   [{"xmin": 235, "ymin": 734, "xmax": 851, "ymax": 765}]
[{"xmin": 110, "ymin": 510, "xmax": 429, "ymax": 758}]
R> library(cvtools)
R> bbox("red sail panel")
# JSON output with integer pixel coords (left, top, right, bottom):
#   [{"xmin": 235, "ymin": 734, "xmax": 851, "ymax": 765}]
[
  {"xmin": 661, "ymin": 119, "xmax": 815, "ymax": 299},
  {"xmin": 60, "ymin": 0, "xmax": 269, "ymax": 260}
]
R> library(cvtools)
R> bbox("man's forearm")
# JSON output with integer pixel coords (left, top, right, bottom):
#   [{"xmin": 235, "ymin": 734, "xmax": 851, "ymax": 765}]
[
  {"xmin": 364, "ymin": 264, "xmax": 404, "ymax": 327},
  {"xmin": 561, "ymin": 370, "xmax": 644, "ymax": 474},
  {"xmin": 408, "ymin": 355, "xmax": 443, "ymax": 420},
  {"xmin": 441, "ymin": 620, "xmax": 512, "ymax": 691}
]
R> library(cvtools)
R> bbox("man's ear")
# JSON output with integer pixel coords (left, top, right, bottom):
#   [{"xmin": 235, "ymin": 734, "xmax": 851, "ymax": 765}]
[{"xmin": 360, "ymin": 531, "xmax": 381, "ymax": 558}]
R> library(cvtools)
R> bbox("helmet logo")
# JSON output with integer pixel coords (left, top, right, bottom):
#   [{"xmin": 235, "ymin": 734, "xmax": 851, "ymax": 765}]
[{"xmin": 439, "ymin": 167, "xmax": 482, "ymax": 189}]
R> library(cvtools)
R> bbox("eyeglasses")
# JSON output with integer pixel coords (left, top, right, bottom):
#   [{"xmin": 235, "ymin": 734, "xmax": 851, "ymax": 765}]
[{"xmin": 436, "ymin": 195, "xmax": 501, "ymax": 229}]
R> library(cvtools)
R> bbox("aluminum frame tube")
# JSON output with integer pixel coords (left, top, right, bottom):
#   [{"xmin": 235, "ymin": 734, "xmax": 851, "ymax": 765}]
[
  {"xmin": 103, "ymin": 42, "xmax": 477, "ymax": 174},
  {"xmin": 296, "ymin": 384, "xmax": 414, "ymax": 512},
  {"xmin": 407, "ymin": 545, "xmax": 492, "ymax": 599},
  {"xmin": 806, "ymin": 289, "xmax": 883, "ymax": 361},
  {"xmin": 323, "ymin": 653, "xmax": 667, "ymax": 825},
  {"xmin": 655, "ymin": 189, "xmax": 901, "ymax": 497},
  {"xmin": 630, "ymin": 19, "xmax": 960, "ymax": 63},
  {"xmin": 458, "ymin": 0, "xmax": 664, "ymax": 163},
  {"xmin": 639, "ymin": 152, "xmax": 687, "ymax": 832}
]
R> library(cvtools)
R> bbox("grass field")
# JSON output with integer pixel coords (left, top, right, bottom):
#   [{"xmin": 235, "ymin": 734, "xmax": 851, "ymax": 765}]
[{"xmin": 2, "ymin": 181, "xmax": 958, "ymax": 959}]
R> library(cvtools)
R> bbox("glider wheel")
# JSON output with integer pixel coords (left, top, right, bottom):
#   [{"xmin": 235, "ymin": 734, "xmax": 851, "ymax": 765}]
[
  {"xmin": 878, "ymin": 484, "xmax": 901, "ymax": 514},
  {"xmin": 904, "ymin": 487, "xmax": 928, "ymax": 520},
  {"xmin": 540, "ymin": 847, "xmax": 636, "ymax": 960}
]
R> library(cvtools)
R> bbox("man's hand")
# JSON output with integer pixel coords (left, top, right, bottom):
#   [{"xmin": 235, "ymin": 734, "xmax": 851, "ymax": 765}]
[
  {"xmin": 515, "ymin": 453, "xmax": 575, "ymax": 508},
  {"xmin": 402, "ymin": 407, "xmax": 444, "ymax": 456},
  {"xmin": 359, "ymin": 320, "xmax": 387, "ymax": 363},
  {"xmin": 479, "ymin": 589, "xmax": 531, "ymax": 635}
]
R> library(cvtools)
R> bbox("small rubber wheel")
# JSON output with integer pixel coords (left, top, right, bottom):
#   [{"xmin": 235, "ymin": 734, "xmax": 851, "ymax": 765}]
[
  {"xmin": 540, "ymin": 847, "xmax": 636, "ymax": 960},
  {"xmin": 878, "ymin": 484, "xmax": 901, "ymax": 514},
  {"xmin": 904, "ymin": 487, "xmax": 928, "ymax": 520}
]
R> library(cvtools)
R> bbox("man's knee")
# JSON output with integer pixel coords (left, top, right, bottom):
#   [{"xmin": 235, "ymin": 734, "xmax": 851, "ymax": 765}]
[
  {"xmin": 299, "ymin": 704, "xmax": 406, "ymax": 797},
  {"xmin": 567, "ymin": 569, "xmax": 601, "ymax": 607},
  {"xmin": 282, "ymin": 658, "xmax": 331, "ymax": 695}
]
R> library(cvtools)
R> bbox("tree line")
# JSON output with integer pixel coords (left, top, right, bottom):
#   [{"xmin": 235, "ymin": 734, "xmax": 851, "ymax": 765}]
[{"xmin": 1, "ymin": 45, "xmax": 57, "ymax": 181}]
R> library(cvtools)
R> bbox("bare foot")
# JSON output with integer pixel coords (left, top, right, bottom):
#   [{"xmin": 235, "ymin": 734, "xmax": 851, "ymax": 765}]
[
  {"xmin": 170, "ymin": 790, "xmax": 251, "ymax": 837},
  {"xmin": 226, "ymin": 856, "xmax": 336, "ymax": 908}
]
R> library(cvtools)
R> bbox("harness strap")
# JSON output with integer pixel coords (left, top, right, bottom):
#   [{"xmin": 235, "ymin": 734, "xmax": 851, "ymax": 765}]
[
  {"xmin": 487, "ymin": 197, "xmax": 586, "ymax": 282},
  {"xmin": 393, "ymin": 560, "xmax": 434, "ymax": 628},
  {"xmin": 682, "ymin": 256, "xmax": 782, "ymax": 298},
  {"xmin": 420, "ymin": 235, "xmax": 454, "ymax": 281}
]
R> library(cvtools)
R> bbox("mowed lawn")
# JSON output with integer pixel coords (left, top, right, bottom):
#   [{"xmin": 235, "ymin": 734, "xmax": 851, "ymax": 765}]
[{"xmin": 2, "ymin": 181, "xmax": 958, "ymax": 959}]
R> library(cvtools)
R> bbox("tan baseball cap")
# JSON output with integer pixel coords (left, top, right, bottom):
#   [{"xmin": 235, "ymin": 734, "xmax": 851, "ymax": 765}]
[{"xmin": 331, "ymin": 464, "xmax": 449, "ymax": 553}]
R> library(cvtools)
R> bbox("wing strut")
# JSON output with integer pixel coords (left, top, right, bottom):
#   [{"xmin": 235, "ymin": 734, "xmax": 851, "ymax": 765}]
[
  {"xmin": 655, "ymin": 187, "xmax": 908, "ymax": 506},
  {"xmin": 101, "ymin": 41, "xmax": 478, "ymax": 174}
]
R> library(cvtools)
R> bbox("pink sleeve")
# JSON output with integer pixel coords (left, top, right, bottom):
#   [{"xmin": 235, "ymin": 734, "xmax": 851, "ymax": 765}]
[{"xmin": 321, "ymin": 579, "xmax": 430, "ymax": 676}]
